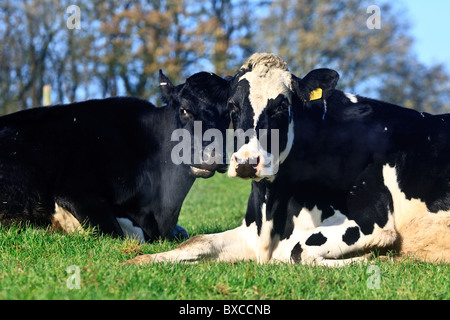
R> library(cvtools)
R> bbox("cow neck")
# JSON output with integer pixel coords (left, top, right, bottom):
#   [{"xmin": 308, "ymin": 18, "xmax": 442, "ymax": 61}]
[
  {"xmin": 154, "ymin": 104, "xmax": 196, "ymax": 208},
  {"xmin": 156, "ymin": 105, "xmax": 192, "ymax": 174}
]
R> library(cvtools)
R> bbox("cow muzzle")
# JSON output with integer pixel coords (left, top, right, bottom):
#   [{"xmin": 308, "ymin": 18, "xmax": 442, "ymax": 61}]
[
  {"xmin": 232, "ymin": 155, "xmax": 259, "ymax": 179},
  {"xmin": 190, "ymin": 149, "xmax": 227, "ymax": 178},
  {"xmin": 227, "ymin": 138, "xmax": 279, "ymax": 180},
  {"xmin": 228, "ymin": 151, "xmax": 271, "ymax": 180}
]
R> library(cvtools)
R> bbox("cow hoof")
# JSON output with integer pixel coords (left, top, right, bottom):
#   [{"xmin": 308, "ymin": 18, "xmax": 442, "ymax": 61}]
[
  {"xmin": 171, "ymin": 225, "xmax": 189, "ymax": 240},
  {"xmin": 122, "ymin": 254, "xmax": 153, "ymax": 266}
]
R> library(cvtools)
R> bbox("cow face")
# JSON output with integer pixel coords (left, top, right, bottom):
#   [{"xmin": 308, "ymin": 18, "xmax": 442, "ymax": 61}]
[
  {"xmin": 227, "ymin": 54, "xmax": 294, "ymax": 181},
  {"xmin": 160, "ymin": 70, "xmax": 230, "ymax": 178},
  {"xmin": 227, "ymin": 53, "xmax": 339, "ymax": 181}
]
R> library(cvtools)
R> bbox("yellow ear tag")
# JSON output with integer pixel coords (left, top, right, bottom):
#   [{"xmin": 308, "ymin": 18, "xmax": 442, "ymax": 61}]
[{"xmin": 309, "ymin": 88, "xmax": 322, "ymax": 101}]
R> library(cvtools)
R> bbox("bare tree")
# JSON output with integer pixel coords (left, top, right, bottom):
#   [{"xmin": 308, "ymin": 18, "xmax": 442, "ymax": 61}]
[{"xmin": 0, "ymin": 0, "xmax": 448, "ymax": 114}]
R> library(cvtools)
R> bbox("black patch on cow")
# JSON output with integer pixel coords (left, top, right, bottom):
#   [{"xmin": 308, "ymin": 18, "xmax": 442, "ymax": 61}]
[
  {"xmin": 229, "ymin": 79, "xmax": 255, "ymax": 136},
  {"xmin": 255, "ymin": 94, "xmax": 291, "ymax": 155},
  {"xmin": 342, "ymin": 226, "xmax": 360, "ymax": 246},
  {"xmin": 244, "ymin": 181, "xmax": 267, "ymax": 234},
  {"xmin": 305, "ymin": 232, "xmax": 327, "ymax": 246},
  {"xmin": 290, "ymin": 242, "xmax": 303, "ymax": 264},
  {"xmin": 346, "ymin": 162, "xmax": 393, "ymax": 235}
]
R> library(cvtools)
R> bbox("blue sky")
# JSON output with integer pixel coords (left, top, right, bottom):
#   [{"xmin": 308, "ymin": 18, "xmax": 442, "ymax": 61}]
[{"xmin": 401, "ymin": 0, "xmax": 450, "ymax": 70}]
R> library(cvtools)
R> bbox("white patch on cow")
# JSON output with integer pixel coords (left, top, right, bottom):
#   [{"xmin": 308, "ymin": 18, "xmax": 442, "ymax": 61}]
[
  {"xmin": 117, "ymin": 217, "xmax": 145, "ymax": 243},
  {"xmin": 382, "ymin": 164, "xmax": 450, "ymax": 262},
  {"xmin": 396, "ymin": 209, "xmax": 450, "ymax": 263},
  {"xmin": 256, "ymin": 202, "xmax": 279, "ymax": 263},
  {"xmin": 345, "ymin": 92, "xmax": 358, "ymax": 103},
  {"xmin": 308, "ymin": 212, "xmax": 361, "ymax": 258},
  {"xmin": 52, "ymin": 203, "xmax": 83, "ymax": 233},
  {"xmin": 240, "ymin": 66, "xmax": 293, "ymax": 127},
  {"xmin": 365, "ymin": 213, "xmax": 397, "ymax": 248},
  {"xmin": 270, "ymin": 239, "xmax": 297, "ymax": 263},
  {"xmin": 383, "ymin": 164, "xmax": 431, "ymax": 231},
  {"xmin": 295, "ymin": 206, "xmax": 323, "ymax": 231}
]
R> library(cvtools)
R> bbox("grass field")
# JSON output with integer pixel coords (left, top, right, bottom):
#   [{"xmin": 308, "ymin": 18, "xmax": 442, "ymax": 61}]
[{"xmin": 0, "ymin": 173, "xmax": 449, "ymax": 300}]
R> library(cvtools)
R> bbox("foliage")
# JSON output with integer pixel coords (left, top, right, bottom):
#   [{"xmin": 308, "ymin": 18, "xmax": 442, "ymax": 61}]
[{"xmin": 0, "ymin": 0, "xmax": 448, "ymax": 112}]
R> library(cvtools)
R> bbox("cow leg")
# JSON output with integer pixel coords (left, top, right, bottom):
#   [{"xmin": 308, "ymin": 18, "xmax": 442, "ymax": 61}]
[
  {"xmin": 290, "ymin": 226, "xmax": 371, "ymax": 267},
  {"xmin": 171, "ymin": 224, "xmax": 189, "ymax": 240},
  {"xmin": 290, "ymin": 211, "xmax": 397, "ymax": 267},
  {"xmin": 123, "ymin": 223, "xmax": 257, "ymax": 265},
  {"xmin": 290, "ymin": 163, "xmax": 398, "ymax": 266},
  {"xmin": 57, "ymin": 197, "xmax": 124, "ymax": 238}
]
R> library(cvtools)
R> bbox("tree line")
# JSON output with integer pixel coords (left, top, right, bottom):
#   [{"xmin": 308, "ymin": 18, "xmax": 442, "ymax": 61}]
[{"xmin": 0, "ymin": 0, "xmax": 448, "ymax": 114}]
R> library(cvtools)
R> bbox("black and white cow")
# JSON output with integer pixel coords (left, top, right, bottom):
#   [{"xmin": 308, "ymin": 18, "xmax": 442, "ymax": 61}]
[
  {"xmin": 125, "ymin": 53, "xmax": 450, "ymax": 265},
  {"xmin": 0, "ymin": 71, "xmax": 230, "ymax": 242}
]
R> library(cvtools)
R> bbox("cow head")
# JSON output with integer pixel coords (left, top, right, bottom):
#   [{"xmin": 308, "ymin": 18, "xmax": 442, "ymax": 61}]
[
  {"xmin": 160, "ymin": 70, "xmax": 230, "ymax": 178},
  {"xmin": 227, "ymin": 53, "xmax": 339, "ymax": 181}
]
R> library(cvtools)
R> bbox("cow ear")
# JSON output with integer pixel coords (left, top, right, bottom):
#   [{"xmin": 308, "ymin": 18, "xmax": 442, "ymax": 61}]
[
  {"xmin": 159, "ymin": 69, "xmax": 176, "ymax": 104},
  {"xmin": 293, "ymin": 68, "xmax": 339, "ymax": 102}
]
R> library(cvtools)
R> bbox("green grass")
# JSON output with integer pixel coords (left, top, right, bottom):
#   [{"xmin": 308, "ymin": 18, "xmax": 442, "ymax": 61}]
[{"xmin": 1, "ymin": 173, "xmax": 449, "ymax": 300}]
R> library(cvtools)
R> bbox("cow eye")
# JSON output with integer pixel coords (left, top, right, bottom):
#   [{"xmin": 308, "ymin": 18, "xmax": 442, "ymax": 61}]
[
  {"xmin": 180, "ymin": 108, "xmax": 192, "ymax": 119},
  {"xmin": 271, "ymin": 100, "xmax": 289, "ymax": 117}
]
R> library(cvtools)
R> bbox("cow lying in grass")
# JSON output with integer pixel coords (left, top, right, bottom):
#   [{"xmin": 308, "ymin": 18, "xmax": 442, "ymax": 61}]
[
  {"xmin": 0, "ymin": 71, "xmax": 229, "ymax": 242},
  {"xmin": 125, "ymin": 53, "xmax": 449, "ymax": 265}
]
